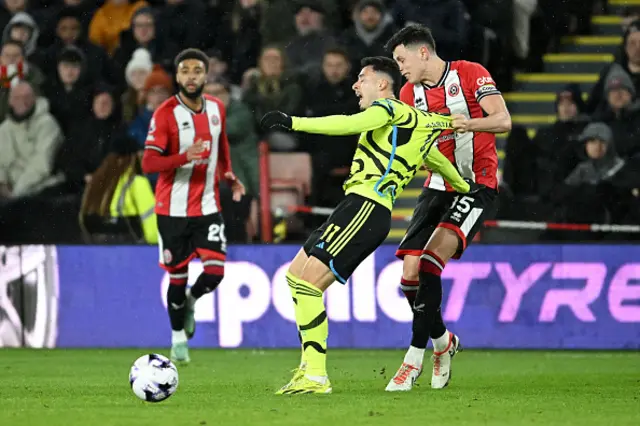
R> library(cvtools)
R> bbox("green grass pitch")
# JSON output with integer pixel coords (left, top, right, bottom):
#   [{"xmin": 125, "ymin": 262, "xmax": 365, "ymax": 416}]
[{"xmin": 1, "ymin": 349, "xmax": 639, "ymax": 426}]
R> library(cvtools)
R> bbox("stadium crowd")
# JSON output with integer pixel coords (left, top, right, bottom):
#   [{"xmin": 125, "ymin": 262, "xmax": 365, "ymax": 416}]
[{"xmin": 0, "ymin": 0, "xmax": 635, "ymax": 244}]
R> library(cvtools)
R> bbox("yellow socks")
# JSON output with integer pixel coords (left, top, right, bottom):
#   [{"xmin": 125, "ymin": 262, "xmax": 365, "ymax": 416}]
[
  {"xmin": 295, "ymin": 278, "xmax": 328, "ymax": 377},
  {"xmin": 286, "ymin": 271, "xmax": 306, "ymax": 366}
]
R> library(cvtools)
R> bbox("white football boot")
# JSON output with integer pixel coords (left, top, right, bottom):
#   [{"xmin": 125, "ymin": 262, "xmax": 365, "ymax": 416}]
[
  {"xmin": 385, "ymin": 362, "xmax": 422, "ymax": 392},
  {"xmin": 431, "ymin": 332, "xmax": 462, "ymax": 389}
]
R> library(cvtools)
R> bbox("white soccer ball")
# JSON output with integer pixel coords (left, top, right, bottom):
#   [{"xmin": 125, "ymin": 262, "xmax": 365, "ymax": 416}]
[{"xmin": 129, "ymin": 353, "xmax": 179, "ymax": 402}]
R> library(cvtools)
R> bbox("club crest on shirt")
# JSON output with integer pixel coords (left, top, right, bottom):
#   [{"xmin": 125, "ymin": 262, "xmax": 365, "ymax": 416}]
[
  {"xmin": 163, "ymin": 249, "xmax": 173, "ymax": 264},
  {"xmin": 448, "ymin": 83, "xmax": 460, "ymax": 97},
  {"xmin": 149, "ymin": 118, "xmax": 156, "ymax": 133},
  {"xmin": 210, "ymin": 115, "xmax": 220, "ymax": 126}
]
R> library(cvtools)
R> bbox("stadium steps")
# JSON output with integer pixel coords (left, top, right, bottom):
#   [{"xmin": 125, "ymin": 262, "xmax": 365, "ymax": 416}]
[
  {"xmin": 608, "ymin": 0, "xmax": 640, "ymax": 14},
  {"xmin": 387, "ymin": 5, "xmax": 621, "ymax": 241}
]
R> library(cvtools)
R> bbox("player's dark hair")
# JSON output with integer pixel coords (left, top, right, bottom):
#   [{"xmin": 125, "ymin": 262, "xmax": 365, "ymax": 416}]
[
  {"xmin": 324, "ymin": 46, "xmax": 351, "ymax": 62},
  {"xmin": 174, "ymin": 48, "xmax": 209, "ymax": 72},
  {"xmin": 361, "ymin": 56, "xmax": 401, "ymax": 93},
  {"xmin": 384, "ymin": 24, "xmax": 437, "ymax": 53}
]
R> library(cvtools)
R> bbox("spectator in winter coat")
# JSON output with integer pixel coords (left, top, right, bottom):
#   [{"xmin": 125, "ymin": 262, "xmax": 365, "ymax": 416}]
[
  {"xmin": 302, "ymin": 47, "xmax": 359, "ymax": 209},
  {"xmin": 88, "ymin": 0, "xmax": 149, "ymax": 56},
  {"xmin": 533, "ymin": 84, "xmax": 589, "ymax": 196},
  {"xmin": 341, "ymin": 0, "xmax": 397, "ymax": 71},
  {"xmin": 2, "ymin": 11, "xmax": 39, "ymax": 60},
  {"xmin": 44, "ymin": 45, "xmax": 93, "ymax": 136},
  {"xmin": 35, "ymin": 7, "xmax": 116, "ymax": 87},
  {"xmin": 285, "ymin": 1, "xmax": 336, "ymax": 75},
  {"xmin": 55, "ymin": 84, "xmax": 132, "ymax": 192},
  {"xmin": 112, "ymin": 7, "xmax": 178, "ymax": 81},
  {"xmin": 550, "ymin": 122, "xmax": 625, "ymax": 230},
  {"xmin": 121, "ymin": 47, "xmax": 153, "ymax": 123},
  {"xmin": 127, "ymin": 64, "xmax": 172, "ymax": 190},
  {"xmin": 243, "ymin": 45, "xmax": 302, "ymax": 151},
  {"xmin": 565, "ymin": 123, "xmax": 625, "ymax": 187},
  {"xmin": 0, "ymin": 39, "xmax": 45, "ymax": 121},
  {"xmin": 34, "ymin": 0, "xmax": 98, "ymax": 49},
  {"xmin": 128, "ymin": 65, "xmax": 172, "ymax": 150},
  {"xmin": 0, "ymin": 0, "xmax": 28, "ymax": 35},
  {"xmin": 587, "ymin": 20, "xmax": 640, "ymax": 114},
  {"xmin": 592, "ymin": 64, "xmax": 640, "ymax": 159},
  {"xmin": 0, "ymin": 81, "xmax": 63, "ymax": 199}
]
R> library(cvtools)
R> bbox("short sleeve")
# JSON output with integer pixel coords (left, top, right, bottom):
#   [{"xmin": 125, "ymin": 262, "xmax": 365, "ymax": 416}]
[{"xmin": 462, "ymin": 62, "xmax": 501, "ymax": 103}]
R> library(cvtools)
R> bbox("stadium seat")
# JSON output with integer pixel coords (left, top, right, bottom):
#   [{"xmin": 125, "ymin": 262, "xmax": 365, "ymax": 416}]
[{"xmin": 268, "ymin": 153, "xmax": 312, "ymax": 213}]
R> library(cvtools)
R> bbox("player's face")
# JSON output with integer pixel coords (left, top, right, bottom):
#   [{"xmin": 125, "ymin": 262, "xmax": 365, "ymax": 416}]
[
  {"xmin": 352, "ymin": 66, "xmax": 379, "ymax": 109},
  {"xmin": 176, "ymin": 59, "xmax": 206, "ymax": 99},
  {"xmin": 393, "ymin": 44, "xmax": 428, "ymax": 84}
]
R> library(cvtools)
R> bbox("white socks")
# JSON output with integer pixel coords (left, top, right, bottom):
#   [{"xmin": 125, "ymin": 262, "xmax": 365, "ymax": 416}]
[
  {"xmin": 432, "ymin": 331, "xmax": 451, "ymax": 353},
  {"xmin": 305, "ymin": 375, "xmax": 327, "ymax": 385},
  {"xmin": 172, "ymin": 329, "xmax": 187, "ymax": 344},
  {"xmin": 404, "ymin": 345, "xmax": 425, "ymax": 366},
  {"xmin": 403, "ymin": 331, "xmax": 451, "ymax": 366}
]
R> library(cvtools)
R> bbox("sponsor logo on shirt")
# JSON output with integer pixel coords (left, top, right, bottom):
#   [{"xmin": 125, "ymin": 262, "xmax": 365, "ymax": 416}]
[{"xmin": 476, "ymin": 76, "xmax": 495, "ymax": 86}]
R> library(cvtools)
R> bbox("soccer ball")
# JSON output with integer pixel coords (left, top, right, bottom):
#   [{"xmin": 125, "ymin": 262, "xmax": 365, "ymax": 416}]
[{"xmin": 129, "ymin": 353, "xmax": 179, "ymax": 402}]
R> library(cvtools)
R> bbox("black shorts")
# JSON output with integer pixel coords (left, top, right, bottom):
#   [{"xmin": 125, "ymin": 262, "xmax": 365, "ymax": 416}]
[
  {"xmin": 303, "ymin": 194, "xmax": 391, "ymax": 284},
  {"xmin": 396, "ymin": 187, "xmax": 497, "ymax": 260},
  {"xmin": 157, "ymin": 213, "xmax": 226, "ymax": 271}
]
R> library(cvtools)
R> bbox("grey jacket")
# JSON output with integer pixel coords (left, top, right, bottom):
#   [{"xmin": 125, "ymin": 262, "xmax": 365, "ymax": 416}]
[{"xmin": 0, "ymin": 97, "xmax": 64, "ymax": 196}]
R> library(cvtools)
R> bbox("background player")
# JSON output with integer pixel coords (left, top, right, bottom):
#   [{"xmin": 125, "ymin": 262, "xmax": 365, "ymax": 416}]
[
  {"xmin": 260, "ymin": 56, "xmax": 482, "ymax": 395},
  {"xmin": 142, "ymin": 48, "xmax": 245, "ymax": 363},
  {"xmin": 384, "ymin": 25, "xmax": 512, "ymax": 391}
]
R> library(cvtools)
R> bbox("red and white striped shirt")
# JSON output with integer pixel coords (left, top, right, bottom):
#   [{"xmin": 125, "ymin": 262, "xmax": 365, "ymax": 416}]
[
  {"xmin": 400, "ymin": 60, "xmax": 500, "ymax": 191},
  {"xmin": 142, "ymin": 94, "xmax": 233, "ymax": 217}
]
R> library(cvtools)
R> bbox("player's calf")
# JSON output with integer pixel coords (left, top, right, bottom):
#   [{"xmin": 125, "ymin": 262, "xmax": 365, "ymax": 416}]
[
  {"xmin": 167, "ymin": 269, "xmax": 191, "ymax": 363},
  {"xmin": 185, "ymin": 263, "xmax": 224, "ymax": 339}
]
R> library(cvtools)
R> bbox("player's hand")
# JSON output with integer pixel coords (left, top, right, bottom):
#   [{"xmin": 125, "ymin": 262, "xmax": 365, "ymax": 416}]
[
  {"xmin": 464, "ymin": 178, "xmax": 485, "ymax": 194},
  {"xmin": 225, "ymin": 171, "xmax": 246, "ymax": 202},
  {"xmin": 186, "ymin": 139, "xmax": 205, "ymax": 161},
  {"xmin": 452, "ymin": 114, "xmax": 470, "ymax": 134},
  {"xmin": 260, "ymin": 111, "xmax": 292, "ymax": 132}
]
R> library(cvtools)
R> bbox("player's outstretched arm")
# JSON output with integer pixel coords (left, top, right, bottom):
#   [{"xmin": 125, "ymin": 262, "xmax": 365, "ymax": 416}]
[
  {"xmin": 260, "ymin": 108, "xmax": 390, "ymax": 136},
  {"xmin": 423, "ymin": 146, "xmax": 470, "ymax": 194}
]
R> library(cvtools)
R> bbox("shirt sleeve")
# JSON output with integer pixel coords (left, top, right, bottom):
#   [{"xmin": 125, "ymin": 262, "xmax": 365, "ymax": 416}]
[
  {"xmin": 144, "ymin": 107, "xmax": 170, "ymax": 153},
  {"xmin": 291, "ymin": 104, "xmax": 391, "ymax": 135},
  {"xmin": 463, "ymin": 62, "xmax": 501, "ymax": 103},
  {"xmin": 141, "ymin": 106, "xmax": 190, "ymax": 173},
  {"xmin": 216, "ymin": 99, "xmax": 233, "ymax": 178}
]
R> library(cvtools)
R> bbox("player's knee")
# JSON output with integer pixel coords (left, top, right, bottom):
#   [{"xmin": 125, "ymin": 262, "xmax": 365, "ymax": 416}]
[
  {"xmin": 168, "ymin": 267, "xmax": 188, "ymax": 286},
  {"xmin": 197, "ymin": 272, "xmax": 223, "ymax": 295},
  {"xmin": 400, "ymin": 277, "xmax": 418, "ymax": 306},
  {"xmin": 288, "ymin": 248, "xmax": 308, "ymax": 278},
  {"xmin": 402, "ymin": 255, "xmax": 420, "ymax": 282},
  {"xmin": 419, "ymin": 250, "xmax": 445, "ymax": 277}
]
